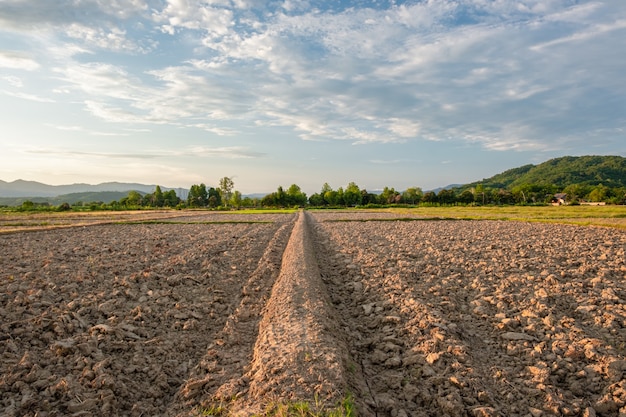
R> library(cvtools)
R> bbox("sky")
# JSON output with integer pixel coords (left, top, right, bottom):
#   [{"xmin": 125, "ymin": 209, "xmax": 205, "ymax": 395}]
[{"xmin": 1, "ymin": 0, "xmax": 625, "ymax": 195}]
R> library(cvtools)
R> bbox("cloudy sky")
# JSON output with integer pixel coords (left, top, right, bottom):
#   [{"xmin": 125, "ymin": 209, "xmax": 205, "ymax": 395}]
[{"xmin": 1, "ymin": 0, "xmax": 624, "ymax": 194}]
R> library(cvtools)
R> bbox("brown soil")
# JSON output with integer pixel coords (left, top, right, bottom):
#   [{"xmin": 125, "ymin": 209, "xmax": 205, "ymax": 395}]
[{"xmin": 1, "ymin": 211, "xmax": 625, "ymax": 416}]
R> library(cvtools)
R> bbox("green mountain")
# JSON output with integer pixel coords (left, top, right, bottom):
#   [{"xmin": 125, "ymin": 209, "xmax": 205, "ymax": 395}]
[{"xmin": 462, "ymin": 155, "xmax": 626, "ymax": 191}]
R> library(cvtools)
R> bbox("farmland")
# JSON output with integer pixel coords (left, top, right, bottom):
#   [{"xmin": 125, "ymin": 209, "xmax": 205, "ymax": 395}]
[{"xmin": 1, "ymin": 209, "xmax": 625, "ymax": 416}]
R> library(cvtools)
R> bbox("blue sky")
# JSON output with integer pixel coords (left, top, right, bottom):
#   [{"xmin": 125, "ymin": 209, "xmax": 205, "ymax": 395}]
[{"xmin": 1, "ymin": 0, "xmax": 625, "ymax": 194}]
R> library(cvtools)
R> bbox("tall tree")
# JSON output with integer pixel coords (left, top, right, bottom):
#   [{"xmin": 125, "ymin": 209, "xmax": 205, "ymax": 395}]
[
  {"xmin": 286, "ymin": 184, "xmax": 307, "ymax": 206},
  {"xmin": 343, "ymin": 182, "xmax": 362, "ymax": 206},
  {"xmin": 218, "ymin": 177, "xmax": 234, "ymax": 207},
  {"xmin": 124, "ymin": 191, "xmax": 143, "ymax": 207},
  {"xmin": 230, "ymin": 190, "xmax": 242, "ymax": 208},
  {"xmin": 402, "ymin": 187, "xmax": 423, "ymax": 205},
  {"xmin": 207, "ymin": 187, "xmax": 221, "ymax": 208},
  {"xmin": 163, "ymin": 190, "xmax": 180, "ymax": 207},
  {"xmin": 188, "ymin": 184, "xmax": 208, "ymax": 207},
  {"xmin": 153, "ymin": 185, "xmax": 164, "ymax": 207}
]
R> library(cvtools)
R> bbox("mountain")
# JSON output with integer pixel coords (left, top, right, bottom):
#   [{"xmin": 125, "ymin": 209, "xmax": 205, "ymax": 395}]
[
  {"xmin": 459, "ymin": 155, "xmax": 626, "ymax": 191},
  {"xmin": 0, "ymin": 180, "xmax": 186, "ymax": 198},
  {"xmin": 428, "ymin": 184, "xmax": 464, "ymax": 194}
]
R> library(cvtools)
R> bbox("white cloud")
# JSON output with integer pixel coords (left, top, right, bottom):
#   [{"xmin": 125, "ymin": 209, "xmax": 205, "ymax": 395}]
[
  {"xmin": 188, "ymin": 146, "xmax": 265, "ymax": 158},
  {"xmin": 55, "ymin": 62, "xmax": 143, "ymax": 100},
  {"xmin": 153, "ymin": 0, "xmax": 234, "ymax": 38},
  {"xmin": 531, "ymin": 19, "xmax": 626, "ymax": 51},
  {"xmin": 64, "ymin": 23, "xmax": 156, "ymax": 53},
  {"xmin": 386, "ymin": 118, "xmax": 421, "ymax": 138},
  {"xmin": 25, "ymin": 144, "xmax": 264, "ymax": 160},
  {"xmin": 84, "ymin": 100, "xmax": 148, "ymax": 124},
  {"xmin": 2, "ymin": 76, "xmax": 24, "ymax": 87},
  {"xmin": 2, "ymin": 90, "xmax": 55, "ymax": 103},
  {"xmin": 94, "ymin": 0, "xmax": 149, "ymax": 19},
  {"xmin": 0, "ymin": 51, "xmax": 40, "ymax": 71},
  {"xmin": 187, "ymin": 123, "xmax": 237, "ymax": 136},
  {"xmin": 47, "ymin": 124, "xmax": 83, "ymax": 131}
]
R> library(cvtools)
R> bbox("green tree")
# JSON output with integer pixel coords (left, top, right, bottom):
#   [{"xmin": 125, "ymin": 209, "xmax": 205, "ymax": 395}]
[
  {"xmin": 474, "ymin": 184, "xmax": 486, "ymax": 205},
  {"xmin": 402, "ymin": 187, "xmax": 423, "ymax": 205},
  {"xmin": 153, "ymin": 185, "xmax": 164, "ymax": 207},
  {"xmin": 163, "ymin": 190, "xmax": 180, "ymax": 207},
  {"xmin": 320, "ymin": 183, "xmax": 333, "ymax": 205},
  {"xmin": 587, "ymin": 184, "xmax": 609, "ymax": 202},
  {"xmin": 343, "ymin": 182, "xmax": 362, "ymax": 206},
  {"xmin": 324, "ymin": 190, "xmax": 342, "ymax": 206},
  {"xmin": 188, "ymin": 184, "xmax": 208, "ymax": 207},
  {"xmin": 562, "ymin": 184, "xmax": 592, "ymax": 204},
  {"xmin": 21, "ymin": 200, "xmax": 35, "ymax": 210},
  {"xmin": 286, "ymin": 184, "xmax": 307, "ymax": 206},
  {"xmin": 241, "ymin": 196, "xmax": 257, "ymax": 207},
  {"xmin": 422, "ymin": 191, "xmax": 437, "ymax": 204},
  {"xmin": 219, "ymin": 177, "xmax": 234, "ymax": 207},
  {"xmin": 438, "ymin": 189, "xmax": 456, "ymax": 205},
  {"xmin": 230, "ymin": 190, "xmax": 242, "ymax": 208},
  {"xmin": 379, "ymin": 187, "xmax": 400, "ymax": 204},
  {"xmin": 361, "ymin": 190, "xmax": 378, "ymax": 205},
  {"xmin": 457, "ymin": 190, "xmax": 474, "ymax": 205},
  {"xmin": 124, "ymin": 191, "xmax": 143, "ymax": 207},
  {"xmin": 308, "ymin": 193, "xmax": 324, "ymax": 206},
  {"xmin": 207, "ymin": 187, "xmax": 221, "ymax": 208}
]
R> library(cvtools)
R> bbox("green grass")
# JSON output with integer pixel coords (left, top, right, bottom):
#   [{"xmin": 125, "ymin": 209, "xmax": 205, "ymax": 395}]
[
  {"xmin": 254, "ymin": 395, "xmax": 355, "ymax": 417},
  {"xmin": 198, "ymin": 394, "xmax": 355, "ymax": 417},
  {"xmin": 223, "ymin": 209, "xmax": 298, "ymax": 214},
  {"xmin": 115, "ymin": 220, "xmax": 274, "ymax": 225},
  {"xmin": 1, "ymin": 222, "xmax": 53, "ymax": 227},
  {"xmin": 314, "ymin": 205, "xmax": 626, "ymax": 229}
]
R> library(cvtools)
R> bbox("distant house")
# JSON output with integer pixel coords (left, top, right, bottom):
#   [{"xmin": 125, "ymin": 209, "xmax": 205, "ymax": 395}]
[{"xmin": 551, "ymin": 193, "xmax": 568, "ymax": 206}]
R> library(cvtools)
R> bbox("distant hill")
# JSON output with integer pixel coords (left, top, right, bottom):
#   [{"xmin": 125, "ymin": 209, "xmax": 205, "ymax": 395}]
[
  {"xmin": 0, "ymin": 191, "xmax": 136, "ymax": 206},
  {"xmin": 0, "ymin": 180, "xmax": 193, "ymax": 206},
  {"xmin": 429, "ymin": 184, "xmax": 464, "ymax": 194},
  {"xmin": 459, "ymin": 155, "xmax": 626, "ymax": 191},
  {"xmin": 0, "ymin": 179, "xmax": 188, "ymax": 198}
]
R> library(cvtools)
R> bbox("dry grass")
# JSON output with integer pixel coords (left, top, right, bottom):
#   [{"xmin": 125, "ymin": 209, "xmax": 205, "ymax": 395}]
[{"xmin": 379, "ymin": 205, "xmax": 626, "ymax": 229}]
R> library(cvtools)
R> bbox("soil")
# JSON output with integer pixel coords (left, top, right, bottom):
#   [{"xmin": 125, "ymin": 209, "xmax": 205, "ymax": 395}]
[{"xmin": 1, "ymin": 210, "xmax": 625, "ymax": 416}]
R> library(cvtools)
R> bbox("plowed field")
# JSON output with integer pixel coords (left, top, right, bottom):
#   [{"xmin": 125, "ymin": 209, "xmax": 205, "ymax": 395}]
[{"xmin": 1, "ymin": 210, "xmax": 625, "ymax": 417}]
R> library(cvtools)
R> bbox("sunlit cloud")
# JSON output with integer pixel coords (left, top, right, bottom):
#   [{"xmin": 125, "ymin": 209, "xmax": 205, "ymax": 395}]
[
  {"xmin": 24, "ymin": 145, "xmax": 265, "ymax": 160},
  {"xmin": 2, "ymin": 90, "xmax": 55, "ymax": 102},
  {"xmin": 26, "ymin": 148, "xmax": 158, "ymax": 159},
  {"xmin": 187, "ymin": 146, "xmax": 266, "ymax": 159},
  {"xmin": 0, "ymin": 51, "xmax": 40, "ymax": 71}
]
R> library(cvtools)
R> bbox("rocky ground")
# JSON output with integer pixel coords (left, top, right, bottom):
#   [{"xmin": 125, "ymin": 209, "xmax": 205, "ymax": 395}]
[{"xmin": 1, "ymin": 210, "xmax": 625, "ymax": 416}]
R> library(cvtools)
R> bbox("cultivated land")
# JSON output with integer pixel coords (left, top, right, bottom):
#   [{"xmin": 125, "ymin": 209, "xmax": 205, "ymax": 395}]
[{"xmin": 1, "ymin": 209, "xmax": 625, "ymax": 416}]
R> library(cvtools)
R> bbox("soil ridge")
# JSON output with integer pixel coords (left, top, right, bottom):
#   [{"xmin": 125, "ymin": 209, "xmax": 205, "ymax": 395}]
[
  {"xmin": 167, "ymin": 216, "xmax": 296, "ymax": 415},
  {"xmin": 235, "ymin": 210, "xmax": 352, "ymax": 414}
]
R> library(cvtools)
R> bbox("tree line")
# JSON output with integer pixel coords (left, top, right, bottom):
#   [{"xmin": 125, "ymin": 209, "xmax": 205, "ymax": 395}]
[{"xmin": 10, "ymin": 177, "xmax": 626, "ymax": 213}]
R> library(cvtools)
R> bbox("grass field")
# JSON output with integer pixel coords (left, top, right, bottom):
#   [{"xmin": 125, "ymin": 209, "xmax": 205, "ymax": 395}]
[{"xmin": 358, "ymin": 205, "xmax": 626, "ymax": 229}]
